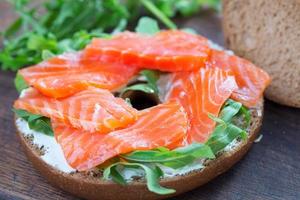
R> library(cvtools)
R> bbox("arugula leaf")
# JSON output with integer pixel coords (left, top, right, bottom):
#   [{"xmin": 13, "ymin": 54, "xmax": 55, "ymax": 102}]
[
  {"xmin": 220, "ymin": 99, "xmax": 251, "ymax": 128},
  {"xmin": 206, "ymin": 122, "xmax": 247, "ymax": 154},
  {"xmin": 122, "ymin": 150, "xmax": 181, "ymax": 163},
  {"xmin": 41, "ymin": 50, "xmax": 55, "ymax": 60},
  {"xmin": 140, "ymin": 70, "xmax": 160, "ymax": 93},
  {"xmin": 135, "ymin": 17, "xmax": 160, "ymax": 35},
  {"xmin": 174, "ymin": 143, "xmax": 215, "ymax": 158},
  {"xmin": 121, "ymin": 84, "xmax": 156, "ymax": 95},
  {"xmin": 27, "ymin": 34, "xmax": 57, "ymax": 51},
  {"xmin": 103, "ymin": 164, "xmax": 127, "ymax": 185},
  {"xmin": 175, "ymin": 0, "xmax": 201, "ymax": 16},
  {"xmin": 163, "ymin": 144, "xmax": 215, "ymax": 168},
  {"xmin": 218, "ymin": 99, "xmax": 243, "ymax": 123},
  {"xmin": 153, "ymin": 0, "xmax": 221, "ymax": 17},
  {"xmin": 103, "ymin": 162, "xmax": 175, "ymax": 195},
  {"xmin": 236, "ymin": 104, "xmax": 251, "ymax": 128},
  {"xmin": 141, "ymin": 0, "xmax": 177, "ymax": 29},
  {"xmin": 57, "ymin": 30, "xmax": 108, "ymax": 52},
  {"xmin": 121, "ymin": 70, "xmax": 160, "ymax": 95},
  {"xmin": 3, "ymin": 17, "xmax": 22, "ymax": 38},
  {"xmin": 13, "ymin": 109, "xmax": 54, "ymax": 136},
  {"xmin": 28, "ymin": 117, "xmax": 54, "ymax": 136},
  {"xmin": 14, "ymin": 73, "xmax": 29, "ymax": 93},
  {"xmin": 121, "ymin": 143, "xmax": 214, "ymax": 169},
  {"xmin": 205, "ymin": 99, "xmax": 250, "ymax": 154},
  {"xmin": 103, "ymin": 143, "xmax": 214, "ymax": 194}
]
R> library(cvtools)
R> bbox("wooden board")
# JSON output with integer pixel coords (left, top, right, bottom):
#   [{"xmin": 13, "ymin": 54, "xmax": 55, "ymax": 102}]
[{"xmin": 0, "ymin": 2, "xmax": 299, "ymax": 200}]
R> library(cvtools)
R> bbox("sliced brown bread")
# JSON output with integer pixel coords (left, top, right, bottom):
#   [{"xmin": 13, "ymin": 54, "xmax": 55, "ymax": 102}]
[
  {"xmin": 222, "ymin": 0, "xmax": 300, "ymax": 108},
  {"xmin": 15, "ymin": 99, "xmax": 263, "ymax": 200}
]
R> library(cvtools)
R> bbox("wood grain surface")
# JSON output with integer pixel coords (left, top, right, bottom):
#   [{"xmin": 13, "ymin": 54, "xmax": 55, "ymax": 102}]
[{"xmin": 0, "ymin": 1, "xmax": 300, "ymax": 200}]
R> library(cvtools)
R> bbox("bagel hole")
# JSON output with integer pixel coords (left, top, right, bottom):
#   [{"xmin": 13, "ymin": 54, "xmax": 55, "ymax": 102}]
[{"xmin": 121, "ymin": 90, "xmax": 160, "ymax": 110}]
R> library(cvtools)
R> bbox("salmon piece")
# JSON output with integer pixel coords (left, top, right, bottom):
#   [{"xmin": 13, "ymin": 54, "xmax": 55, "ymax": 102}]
[
  {"xmin": 161, "ymin": 68, "xmax": 237, "ymax": 143},
  {"xmin": 207, "ymin": 50, "xmax": 271, "ymax": 107},
  {"xmin": 52, "ymin": 101, "xmax": 188, "ymax": 171},
  {"xmin": 19, "ymin": 52, "xmax": 138, "ymax": 98},
  {"xmin": 14, "ymin": 87, "xmax": 138, "ymax": 133},
  {"xmin": 83, "ymin": 30, "xmax": 210, "ymax": 72}
]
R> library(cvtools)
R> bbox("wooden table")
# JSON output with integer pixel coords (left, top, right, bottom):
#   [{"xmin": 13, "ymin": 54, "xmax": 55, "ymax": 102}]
[{"xmin": 0, "ymin": 2, "xmax": 299, "ymax": 200}]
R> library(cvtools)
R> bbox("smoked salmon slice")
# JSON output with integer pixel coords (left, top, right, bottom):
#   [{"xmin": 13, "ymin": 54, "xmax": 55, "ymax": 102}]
[
  {"xmin": 52, "ymin": 101, "xmax": 188, "ymax": 171},
  {"xmin": 83, "ymin": 30, "xmax": 210, "ymax": 72},
  {"xmin": 207, "ymin": 50, "xmax": 271, "ymax": 107},
  {"xmin": 19, "ymin": 52, "xmax": 138, "ymax": 98},
  {"xmin": 161, "ymin": 68, "xmax": 237, "ymax": 143},
  {"xmin": 14, "ymin": 87, "xmax": 138, "ymax": 133}
]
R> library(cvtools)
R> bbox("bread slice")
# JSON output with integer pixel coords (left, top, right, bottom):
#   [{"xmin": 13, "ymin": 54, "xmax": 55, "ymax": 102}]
[
  {"xmin": 15, "ymin": 98, "xmax": 263, "ymax": 200},
  {"xmin": 222, "ymin": 0, "xmax": 300, "ymax": 108}
]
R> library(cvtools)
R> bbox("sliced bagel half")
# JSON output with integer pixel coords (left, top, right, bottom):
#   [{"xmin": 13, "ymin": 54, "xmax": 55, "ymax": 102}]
[{"xmin": 15, "ymin": 98, "xmax": 263, "ymax": 200}]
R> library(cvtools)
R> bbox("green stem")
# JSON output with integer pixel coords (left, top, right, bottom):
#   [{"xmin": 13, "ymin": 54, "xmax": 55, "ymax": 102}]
[{"xmin": 141, "ymin": 0, "xmax": 177, "ymax": 30}]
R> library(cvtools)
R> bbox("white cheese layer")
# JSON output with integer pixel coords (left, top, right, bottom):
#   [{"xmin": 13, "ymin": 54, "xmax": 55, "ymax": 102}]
[{"xmin": 16, "ymin": 118, "xmax": 75, "ymax": 173}]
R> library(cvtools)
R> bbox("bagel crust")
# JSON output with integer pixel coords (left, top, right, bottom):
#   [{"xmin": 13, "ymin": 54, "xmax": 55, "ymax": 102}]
[{"xmin": 15, "ymin": 99, "xmax": 263, "ymax": 200}]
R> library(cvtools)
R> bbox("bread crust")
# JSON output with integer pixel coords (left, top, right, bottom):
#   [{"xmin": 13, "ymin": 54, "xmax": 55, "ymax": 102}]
[
  {"xmin": 15, "ymin": 99, "xmax": 263, "ymax": 200},
  {"xmin": 222, "ymin": 0, "xmax": 300, "ymax": 108}
]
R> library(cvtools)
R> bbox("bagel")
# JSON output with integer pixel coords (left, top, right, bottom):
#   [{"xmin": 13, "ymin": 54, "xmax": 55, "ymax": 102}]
[
  {"xmin": 15, "ymin": 98, "xmax": 263, "ymax": 200},
  {"xmin": 13, "ymin": 31, "xmax": 268, "ymax": 200}
]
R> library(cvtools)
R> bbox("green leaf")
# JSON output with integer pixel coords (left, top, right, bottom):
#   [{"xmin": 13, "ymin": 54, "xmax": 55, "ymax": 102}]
[
  {"xmin": 206, "ymin": 123, "xmax": 247, "ymax": 154},
  {"xmin": 175, "ymin": 0, "xmax": 200, "ymax": 16},
  {"xmin": 204, "ymin": 99, "xmax": 251, "ymax": 154},
  {"xmin": 141, "ymin": 0, "xmax": 177, "ymax": 29},
  {"xmin": 27, "ymin": 34, "xmax": 57, "ymax": 51},
  {"xmin": 28, "ymin": 117, "xmax": 54, "ymax": 136},
  {"xmin": 13, "ymin": 109, "xmax": 54, "ymax": 136},
  {"xmin": 153, "ymin": 0, "xmax": 176, "ymax": 17},
  {"xmin": 103, "ymin": 162, "xmax": 175, "ymax": 195},
  {"xmin": 42, "ymin": 50, "xmax": 55, "ymax": 60},
  {"xmin": 135, "ymin": 17, "xmax": 160, "ymax": 35},
  {"xmin": 151, "ymin": 0, "xmax": 220, "ymax": 18},
  {"xmin": 156, "ymin": 146, "xmax": 170, "ymax": 152},
  {"xmin": 140, "ymin": 70, "xmax": 160, "ymax": 93},
  {"xmin": 121, "ymin": 143, "xmax": 214, "ymax": 169},
  {"xmin": 14, "ymin": 73, "xmax": 29, "ymax": 93},
  {"xmin": 208, "ymin": 113, "xmax": 226, "ymax": 125},
  {"xmin": 3, "ymin": 17, "xmax": 23, "ymax": 38},
  {"xmin": 121, "ymin": 84, "xmax": 155, "ymax": 95},
  {"xmin": 122, "ymin": 150, "xmax": 178, "ymax": 163},
  {"xmin": 103, "ymin": 165, "xmax": 127, "ymax": 185},
  {"xmin": 174, "ymin": 143, "xmax": 215, "ymax": 158},
  {"xmin": 236, "ymin": 105, "xmax": 251, "ymax": 127},
  {"xmin": 219, "ymin": 99, "xmax": 242, "ymax": 123},
  {"xmin": 13, "ymin": 108, "xmax": 33, "ymax": 119},
  {"xmin": 205, "ymin": 99, "xmax": 250, "ymax": 154},
  {"xmin": 122, "ymin": 70, "xmax": 160, "ymax": 96}
]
